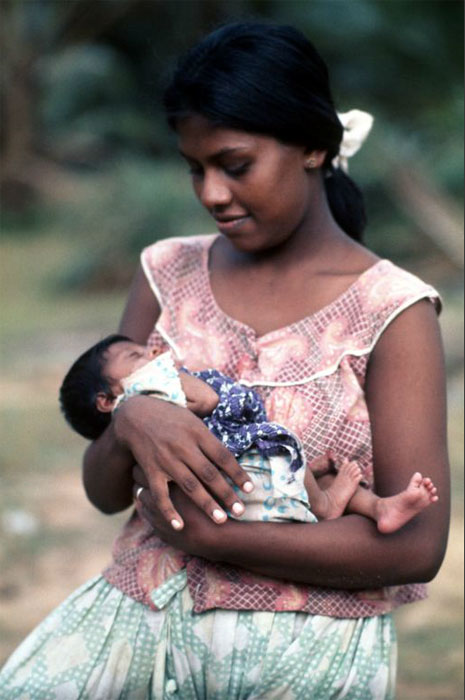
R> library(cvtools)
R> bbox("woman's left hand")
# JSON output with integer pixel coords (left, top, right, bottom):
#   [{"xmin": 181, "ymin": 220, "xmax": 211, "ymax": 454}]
[{"xmin": 132, "ymin": 464, "xmax": 221, "ymax": 558}]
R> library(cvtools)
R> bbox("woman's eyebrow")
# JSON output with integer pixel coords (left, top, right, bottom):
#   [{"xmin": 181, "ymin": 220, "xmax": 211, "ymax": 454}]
[{"xmin": 178, "ymin": 146, "xmax": 250, "ymax": 161}]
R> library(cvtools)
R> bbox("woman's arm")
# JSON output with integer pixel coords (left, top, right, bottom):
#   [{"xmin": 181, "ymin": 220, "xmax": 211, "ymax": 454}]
[
  {"xmin": 137, "ymin": 299, "xmax": 450, "ymax": 587},
  {"xmin": 83, "ymin": 263, "xmax": 253, "ymax": 524},
  {"xmin": 83, "ymin": 265, "xmax": 158, "ymax": 513}
]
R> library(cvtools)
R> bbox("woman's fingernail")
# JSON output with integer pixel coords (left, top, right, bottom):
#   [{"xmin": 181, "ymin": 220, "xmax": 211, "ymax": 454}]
[
  {"xmin": 231, "ymin": 502, "xmax": 245, "ymax": 516},
  {"xmin": 213, "ymin": 509, "xmax": 226, "ymax": 522},
  {"xmin": 171, "ymin": 519, "xmax": 183, "ymax": 530},
  {"xmin": 242, "ymin": 481, "xmax": 254, "ymax": 493}
]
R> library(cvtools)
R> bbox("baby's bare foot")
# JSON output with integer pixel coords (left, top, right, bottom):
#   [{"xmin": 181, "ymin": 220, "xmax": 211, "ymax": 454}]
[
  {"xmin": 320, "ymin": 459, "xmax": 363, "ymax": 520},
  {"xmin": 376, "ymin": 472, "xmax": 439, "ymax": 534}
]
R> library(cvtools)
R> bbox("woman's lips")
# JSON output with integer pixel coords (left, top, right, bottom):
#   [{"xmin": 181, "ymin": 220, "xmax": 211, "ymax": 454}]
[{"xmin": 214, "ymin": 215, "xmax": 250, "ymax": 234}]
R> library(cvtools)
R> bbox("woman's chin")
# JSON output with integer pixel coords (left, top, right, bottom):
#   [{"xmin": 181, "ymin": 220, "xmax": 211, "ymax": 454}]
[{"xmin": 224, "ymin": 232, "xmax": 289, "ymax": 256}]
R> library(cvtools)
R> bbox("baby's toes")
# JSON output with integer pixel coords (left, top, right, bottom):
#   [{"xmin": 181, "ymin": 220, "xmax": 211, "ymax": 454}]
[
  {"xmin": 424, "ymin": 478, "xmax": 436, "ymax": 491},
  {"xmin": 424, "ymin": 480, "xmax": 439, "ymax": 501},
  {"xmin": 349, "ymin": 462, "xmax": 362, "ymax": 478},
  {"xmin": 410, "ymin": 472, "xmax": 423, "ymax": 488}
]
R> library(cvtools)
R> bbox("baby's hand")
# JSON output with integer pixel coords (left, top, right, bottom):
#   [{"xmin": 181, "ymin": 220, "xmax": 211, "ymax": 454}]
[{"xmin": 180, "ymin": 373, "xmax": 219, "ymax": 417}]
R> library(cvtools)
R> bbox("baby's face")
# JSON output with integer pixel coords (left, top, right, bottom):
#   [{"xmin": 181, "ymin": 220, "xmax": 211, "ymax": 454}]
[{"xmin": 104, "ymin": 341, "xmax": 161, "ymax": 395}]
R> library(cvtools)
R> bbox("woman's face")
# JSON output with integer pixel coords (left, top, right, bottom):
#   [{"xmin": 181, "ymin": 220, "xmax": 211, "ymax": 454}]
[{"xmin": 177, "ymin": 114, "xmax": 324, "ymax": 253}]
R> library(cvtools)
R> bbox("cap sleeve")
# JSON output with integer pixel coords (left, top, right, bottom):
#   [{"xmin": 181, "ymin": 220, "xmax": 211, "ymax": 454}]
[{"xmin": 300, "ymin": 260, "xmax": 442, "ymax": 384}]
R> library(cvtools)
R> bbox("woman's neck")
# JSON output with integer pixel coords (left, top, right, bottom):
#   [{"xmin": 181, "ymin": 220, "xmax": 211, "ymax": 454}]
[{"xmin": 220, "ymin": 190, "xmax": 355, "ymax": 274}]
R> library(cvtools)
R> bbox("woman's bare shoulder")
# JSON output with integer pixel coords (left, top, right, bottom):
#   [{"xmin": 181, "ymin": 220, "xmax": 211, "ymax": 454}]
[
  {"xmin": 344, "ymin": 239, "xmax": 381, "ymax": 273},
  {"xmin": 118, "ymin": 263, "xmax": 161, "ymax": 343}
]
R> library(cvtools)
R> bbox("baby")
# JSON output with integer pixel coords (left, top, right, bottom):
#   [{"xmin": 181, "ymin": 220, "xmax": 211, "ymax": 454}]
[{"xmin": 59, "ymin": 334, "xmax": 438, "ymax": 532}]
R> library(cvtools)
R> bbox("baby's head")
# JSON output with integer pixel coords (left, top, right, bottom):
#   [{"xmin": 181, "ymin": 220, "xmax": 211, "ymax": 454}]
[{"xmin": 59, "ymin": 334, "xmax": 159, "ymax": 440}]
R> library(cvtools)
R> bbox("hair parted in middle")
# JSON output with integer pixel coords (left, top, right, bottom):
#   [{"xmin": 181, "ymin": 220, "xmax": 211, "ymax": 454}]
[{"xmin": 164, "ymin": 21, "xmax": 367, "ymax": 241}]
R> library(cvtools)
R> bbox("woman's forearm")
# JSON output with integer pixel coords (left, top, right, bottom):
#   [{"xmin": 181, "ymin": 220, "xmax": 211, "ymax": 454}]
[
  {"xmin": 206, "ymin": 512, "xmax": 447, "ymax": 589},
  {"xmin": 148, "ymin": 484, "xmax": 448, "ymax": 589},
  {"xmin": 83, "ymin": 420, "xmax": 135, "ymax": 514}
]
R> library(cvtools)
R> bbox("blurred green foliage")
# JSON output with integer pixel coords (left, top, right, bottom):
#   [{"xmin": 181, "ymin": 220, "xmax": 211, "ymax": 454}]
[
  {"xmin": 51, "ymin": 157, "xmax": 212, "ymax": 290},
  {"xmin": 1, "ymin": 0, "xmax": 463, "ymax": 287}
]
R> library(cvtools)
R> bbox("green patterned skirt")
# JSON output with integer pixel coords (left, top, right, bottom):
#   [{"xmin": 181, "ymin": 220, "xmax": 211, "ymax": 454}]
[{"xmin": 0, "ymin": 575, "xmax": 397, "ymax": 699}]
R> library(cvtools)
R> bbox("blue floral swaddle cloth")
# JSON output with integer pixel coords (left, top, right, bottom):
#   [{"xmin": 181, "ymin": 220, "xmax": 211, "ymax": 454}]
[
  {"xmin": 114, "ymin": 351, "xmax": 316, "ymax": 524},
  {"xmin": 193, "ymin": 368, "xmax": 316, "ymax": 523}
]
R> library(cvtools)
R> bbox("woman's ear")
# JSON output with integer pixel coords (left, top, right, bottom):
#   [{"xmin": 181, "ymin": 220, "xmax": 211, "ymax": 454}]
[
  {"xmin": 96, "ymin": 392, "xmax": 116, "ymax": 414},
  {"xmin": 303, "ymin": 149, "xmax": 327, "ymax": 170}
]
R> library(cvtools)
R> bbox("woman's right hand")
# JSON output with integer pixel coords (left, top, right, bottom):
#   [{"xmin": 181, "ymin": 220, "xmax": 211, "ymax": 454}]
[{"xmin": 114, "ymin": 394, "xmax": 252, "ymax": 530}]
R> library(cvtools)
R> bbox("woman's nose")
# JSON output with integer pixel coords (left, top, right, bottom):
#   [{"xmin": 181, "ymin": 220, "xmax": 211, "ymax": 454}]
[{"xmin": 197, "ymin": 171, "xmax": 232, "ymax": 209}]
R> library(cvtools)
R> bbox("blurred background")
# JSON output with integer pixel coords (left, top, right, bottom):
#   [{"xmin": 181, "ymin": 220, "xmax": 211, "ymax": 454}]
[{"xmin": 0, "ymin": 0, "xmax": 463, "ymax": 696}]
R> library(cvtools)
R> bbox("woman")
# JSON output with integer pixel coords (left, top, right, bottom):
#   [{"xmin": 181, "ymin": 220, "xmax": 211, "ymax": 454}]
[{"xmin": 1, "ymin": 22, "xmax": 449, "ymax": 699}]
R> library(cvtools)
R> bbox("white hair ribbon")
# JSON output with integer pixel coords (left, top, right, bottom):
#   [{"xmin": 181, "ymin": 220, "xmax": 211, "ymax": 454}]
[{"xmin": 332, "ymin": 109, "xmax": 374, "ymax": 173}]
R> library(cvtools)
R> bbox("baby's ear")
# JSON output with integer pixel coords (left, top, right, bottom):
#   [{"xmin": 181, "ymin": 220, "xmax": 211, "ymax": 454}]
[{"xmin": 96, "ymin": 392, "xmax": 116, "ymax": 413}]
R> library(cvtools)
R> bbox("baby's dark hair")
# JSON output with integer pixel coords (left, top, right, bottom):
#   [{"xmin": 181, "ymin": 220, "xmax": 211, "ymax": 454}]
[
  {"xmin": 164, "ymin": 21, "xmax": 367, "ymax": 240},
  {"xmin": 59, "ymin": 334, "xmax": 131, "ymax": 441}
]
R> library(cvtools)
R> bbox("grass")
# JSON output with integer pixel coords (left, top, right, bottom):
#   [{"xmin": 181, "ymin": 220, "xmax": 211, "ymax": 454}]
[
  {"xmin": 0, "ymin": 228, "xmax": 463, "ymax": 697},
  {"xmin": 0, "ymin": 233, "xmax": 126, "ymax": 337}
]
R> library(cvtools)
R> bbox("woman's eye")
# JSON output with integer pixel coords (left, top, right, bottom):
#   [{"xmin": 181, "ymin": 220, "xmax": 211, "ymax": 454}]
[
  {"xmin": 187, "ymin": 163, "xmax": 249, "ymax": 178},
  {"xmin": 225, "ymin": 163, "xmax": 250, "ymax": 177}
]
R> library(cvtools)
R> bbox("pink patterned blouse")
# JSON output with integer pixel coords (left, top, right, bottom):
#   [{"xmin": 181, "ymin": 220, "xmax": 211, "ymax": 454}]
[{"xmin": 103, "ymin": 234, "xmax": 441, "ymax": 618}]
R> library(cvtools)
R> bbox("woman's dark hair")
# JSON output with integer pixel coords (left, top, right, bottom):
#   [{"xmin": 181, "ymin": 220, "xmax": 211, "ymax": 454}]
[
  {"xmin": 164, "ymin": 22, "xmax": 366, "ymax": 240},
  {"xmin": 59, "ymin": 334, "xmax": 131, "ymax": 440}
]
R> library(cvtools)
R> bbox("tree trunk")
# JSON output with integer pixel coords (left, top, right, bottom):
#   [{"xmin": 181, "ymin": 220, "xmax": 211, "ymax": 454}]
[{"xmin": 0, "ymin": 2, "xmax": 38, "ymax": 209}]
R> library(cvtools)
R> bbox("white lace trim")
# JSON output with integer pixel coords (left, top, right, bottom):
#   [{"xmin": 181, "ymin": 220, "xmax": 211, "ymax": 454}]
[
  {"xmin": 141, "ymin": 250, "xmax": 183, "ymax": 359},
  {"xmin": 239, "ymin": 292, "xmax": 440, "ymax": 388},
  {"xmin": 141, "ymin": 240, "xmax": 440, "ymax": 388}
]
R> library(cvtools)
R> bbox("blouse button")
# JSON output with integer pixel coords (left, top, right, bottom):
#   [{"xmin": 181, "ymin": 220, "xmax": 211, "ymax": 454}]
[{"xmin": 240, "ymin": 331, "xmax": 258, "ymax": 361}]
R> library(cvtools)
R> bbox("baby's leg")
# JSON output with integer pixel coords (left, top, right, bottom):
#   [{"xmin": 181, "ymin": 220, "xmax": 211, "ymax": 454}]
[
  {"xmin": 344, "ymin": 485, "xmax": 379, "ymax": 521},
  {"xmin": 347, "ymin": 473, "xmax": 439, "ymax": 534},
  {"xmin": 306, "ymin": 459, "xmax": 362, "ymax": 520}
]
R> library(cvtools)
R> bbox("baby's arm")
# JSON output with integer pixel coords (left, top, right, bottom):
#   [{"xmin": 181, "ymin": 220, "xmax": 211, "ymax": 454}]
[{"xmin": 179, "ymin": 372, "xmax": 219, "ymax": 417}]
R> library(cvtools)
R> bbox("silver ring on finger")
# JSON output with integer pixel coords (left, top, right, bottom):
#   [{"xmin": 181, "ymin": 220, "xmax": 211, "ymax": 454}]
[{"xmin": 135, "ymin": 486, "xmax": 144, "ymax": 501}]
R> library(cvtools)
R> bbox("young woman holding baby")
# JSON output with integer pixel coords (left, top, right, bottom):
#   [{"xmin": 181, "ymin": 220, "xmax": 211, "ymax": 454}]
[{"xmin": 1, "ymin": 22, "xmax": 449, "ymax": 699}]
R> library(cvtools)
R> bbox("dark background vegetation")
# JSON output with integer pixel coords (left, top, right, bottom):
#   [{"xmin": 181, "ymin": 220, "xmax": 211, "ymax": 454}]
[{"xmin": 1, "ymin": 1, "xmax": 463, "ymax": 697}]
